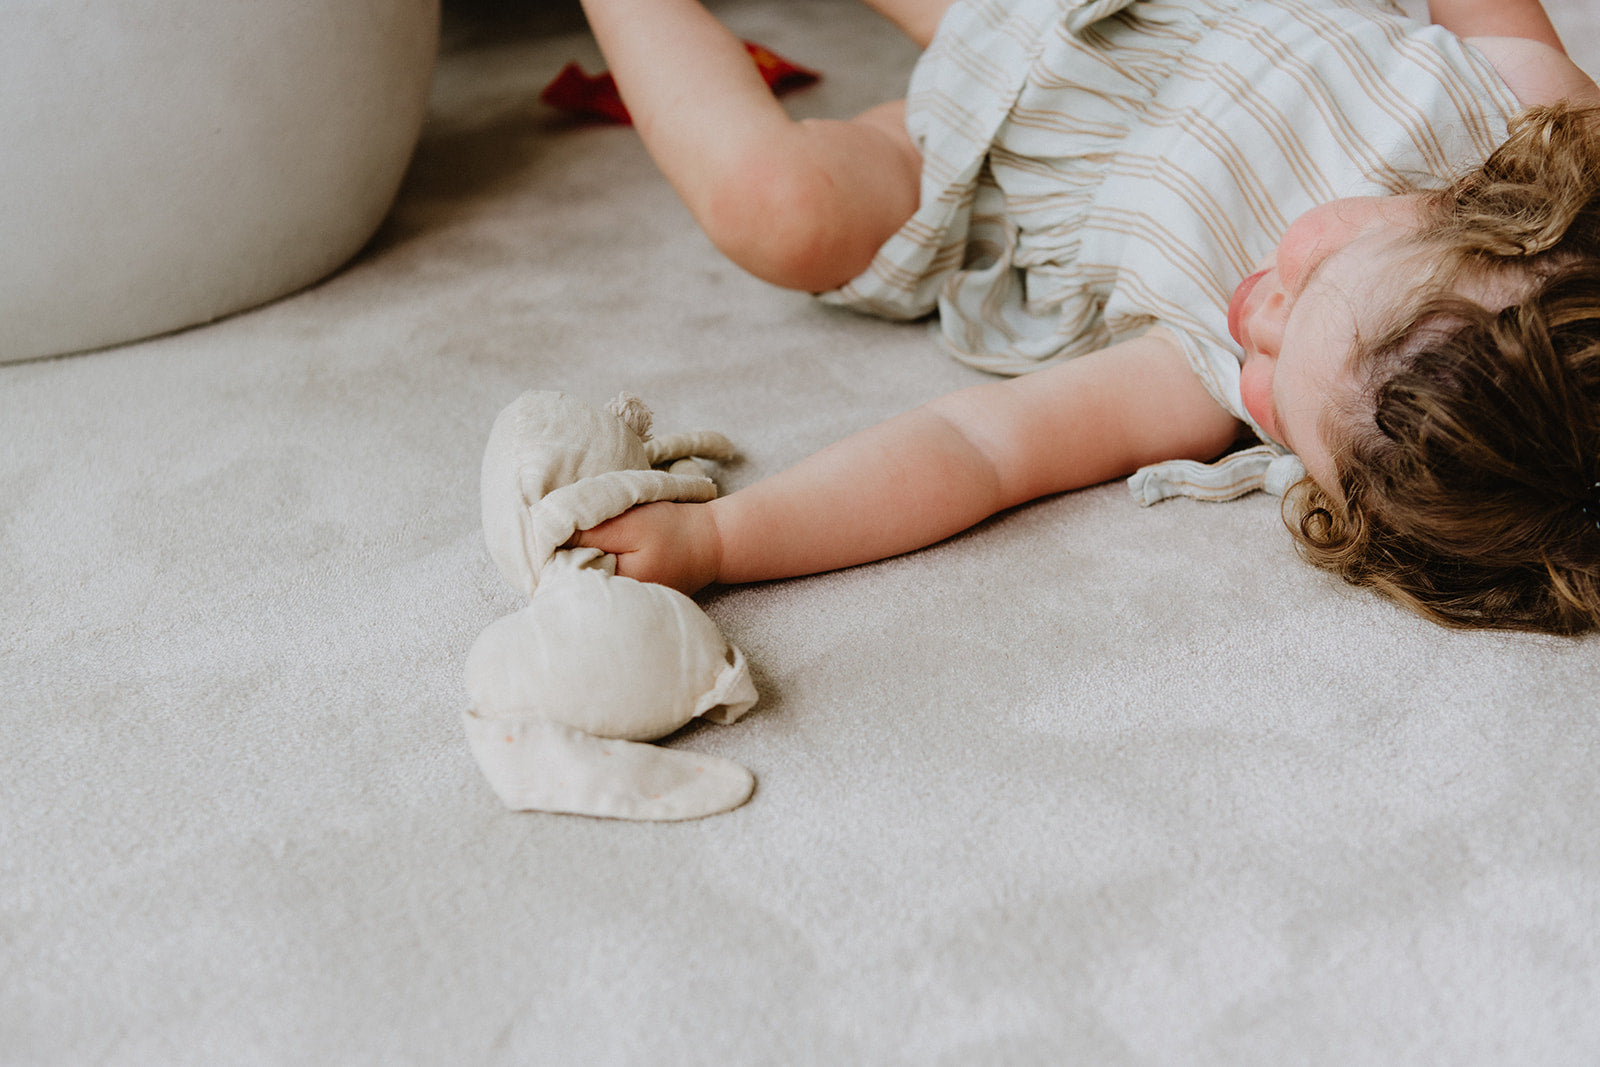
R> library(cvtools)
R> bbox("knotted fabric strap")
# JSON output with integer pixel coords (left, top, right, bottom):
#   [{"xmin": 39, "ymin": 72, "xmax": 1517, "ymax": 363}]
[{"xmin": 1128, "ymin": 444, "xmax": 1307, "ymax": 505}]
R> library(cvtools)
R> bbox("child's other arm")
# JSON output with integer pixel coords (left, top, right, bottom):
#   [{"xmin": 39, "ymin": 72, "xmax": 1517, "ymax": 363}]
[
  {"xmin": 1430, "ymin": 0, "xmax": 1600, "ymax": 106},
  {"xmin": 1428, "ymin": 0, "xmax": 1564, "ymax": 50},
  {"xmin": 574, "ymin": 333, "xmax": 1241, "ymax": 593}
]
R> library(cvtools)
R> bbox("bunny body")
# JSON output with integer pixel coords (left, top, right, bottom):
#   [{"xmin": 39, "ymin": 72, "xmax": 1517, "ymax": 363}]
[{"xmin": 462, "ymin": 391, "xmax": 758, "ymax": 821}]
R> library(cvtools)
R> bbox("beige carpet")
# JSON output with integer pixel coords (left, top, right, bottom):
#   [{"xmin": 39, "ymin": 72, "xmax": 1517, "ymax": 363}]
[{"xmin": 4, "ymin": 0, "xmax": 1598, "ymax": 1061}]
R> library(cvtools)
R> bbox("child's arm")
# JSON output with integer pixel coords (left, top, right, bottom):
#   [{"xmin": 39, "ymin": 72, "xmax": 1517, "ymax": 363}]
[
  {"xmin": 1427, "ymin": 0, "xmax": 1565, "ymax": 50},
  {"xmin": 574, "ymin": 333, "xmax": 1243, "ymax": 594},
  {"xmin": 578, "ymin": 0, "xmax": 922, "ymax": 291},
  {"xmin": 1430, "ymin": 0, "xmax": 1600, "ymax": 107}
]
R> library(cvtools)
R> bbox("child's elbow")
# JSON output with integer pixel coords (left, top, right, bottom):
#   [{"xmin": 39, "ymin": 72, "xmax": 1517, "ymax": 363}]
[{"xmin": 693, "ymin": 152, "xmax": 870, "ymax": 293}]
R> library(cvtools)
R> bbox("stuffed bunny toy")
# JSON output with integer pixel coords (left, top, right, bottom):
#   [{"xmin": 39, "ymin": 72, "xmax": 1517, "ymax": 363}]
[{"xmin": 463, "ymin": 391, "xmax": 759, "ymax": 821}]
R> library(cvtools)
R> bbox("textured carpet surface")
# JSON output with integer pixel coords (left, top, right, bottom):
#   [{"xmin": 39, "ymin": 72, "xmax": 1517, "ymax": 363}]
[{"xmin": 4, "ymin": 1, "xmax": 1598, "ymax": 1062}]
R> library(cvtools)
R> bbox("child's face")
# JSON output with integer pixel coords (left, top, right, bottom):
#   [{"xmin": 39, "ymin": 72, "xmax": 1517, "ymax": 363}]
[{"xmin": 1228, "ymin": 195, "xmax": 1432, "ymax": 490}]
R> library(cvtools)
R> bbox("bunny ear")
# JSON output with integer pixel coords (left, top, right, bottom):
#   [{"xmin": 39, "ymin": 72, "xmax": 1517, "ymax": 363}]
[
  {"xmin": 645, "ymin": 430, "xmax": 736, "ymax": 467},
  {"xmin": 462, "ymin": 712, "xmax": 756, "ymax": 821}
]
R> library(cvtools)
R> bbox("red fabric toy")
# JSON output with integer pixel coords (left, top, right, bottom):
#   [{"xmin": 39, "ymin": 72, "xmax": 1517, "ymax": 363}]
[{"xmin": 540, "ymin": 41, "xmax": 820, "ymax": 125}]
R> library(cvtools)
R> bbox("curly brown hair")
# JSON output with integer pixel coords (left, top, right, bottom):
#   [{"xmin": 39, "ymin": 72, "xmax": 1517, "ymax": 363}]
[{"xmin": 1289, "ymin": 103, "xmax": 1600, "ymax": 634}]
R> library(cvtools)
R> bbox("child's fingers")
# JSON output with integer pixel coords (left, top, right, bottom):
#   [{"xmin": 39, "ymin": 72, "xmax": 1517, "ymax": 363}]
[{"xmin": 569, "ymin": 513, "xmax": 632, "ymax": 554}]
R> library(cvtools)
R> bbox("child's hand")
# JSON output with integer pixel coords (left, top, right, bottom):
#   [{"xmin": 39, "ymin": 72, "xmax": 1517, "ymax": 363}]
[{"xmin": 570, "ymin": 501, "xmax": 722, "ymax": 596}]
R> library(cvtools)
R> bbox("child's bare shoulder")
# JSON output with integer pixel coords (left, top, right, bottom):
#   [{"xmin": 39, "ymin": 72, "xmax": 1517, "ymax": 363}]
[{"xmin": 1466, "ymin": 36, "xmax": 1600, "ymax": 108}]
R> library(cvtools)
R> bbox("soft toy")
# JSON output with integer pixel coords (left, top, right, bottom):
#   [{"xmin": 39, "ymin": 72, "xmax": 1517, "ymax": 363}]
[{"xmin": 462, "ymin": 391, "xmax": 759, "ymax": 821}]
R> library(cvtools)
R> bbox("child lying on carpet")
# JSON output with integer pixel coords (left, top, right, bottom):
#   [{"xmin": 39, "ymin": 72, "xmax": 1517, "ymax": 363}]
[{"xmin": 570, "ymin": 0, "xmax": 1600, "ymax": 633}]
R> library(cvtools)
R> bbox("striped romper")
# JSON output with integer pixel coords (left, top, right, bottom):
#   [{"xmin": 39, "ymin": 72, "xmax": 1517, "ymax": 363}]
[{"xmin": 819, "ymin": 0, "xmax": 1522, "ymax": 500}]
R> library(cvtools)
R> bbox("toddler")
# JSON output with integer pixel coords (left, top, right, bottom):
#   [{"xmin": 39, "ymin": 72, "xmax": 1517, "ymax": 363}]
[{"xmin": 572, "ymin": 0, "xmax": 1600, "ymax": 633}]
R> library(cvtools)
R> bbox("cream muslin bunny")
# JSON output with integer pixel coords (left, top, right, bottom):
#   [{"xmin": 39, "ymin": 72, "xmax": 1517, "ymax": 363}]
[{"xmin": 463, "ymin": 391, "xmax": 759, "ymax": 821}]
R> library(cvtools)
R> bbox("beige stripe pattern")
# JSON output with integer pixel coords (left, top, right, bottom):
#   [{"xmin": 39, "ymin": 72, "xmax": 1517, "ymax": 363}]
[{"xmin": 819, "ymin": 0, "xmax": 1521, "ymax": 461}]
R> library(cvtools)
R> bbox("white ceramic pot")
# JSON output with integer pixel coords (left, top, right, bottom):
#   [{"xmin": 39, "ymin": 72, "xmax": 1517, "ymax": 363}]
[{"xmin": 0, "ymin": 0, "xmax": 440, "ymax": 362}]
